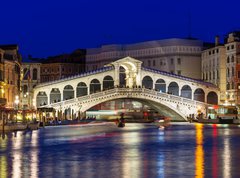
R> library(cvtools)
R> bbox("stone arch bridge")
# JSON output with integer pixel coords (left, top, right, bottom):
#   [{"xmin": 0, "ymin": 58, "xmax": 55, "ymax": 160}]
[{"xmin": 33, "ymin": 57, "xmax": 219, "ymax": 121}]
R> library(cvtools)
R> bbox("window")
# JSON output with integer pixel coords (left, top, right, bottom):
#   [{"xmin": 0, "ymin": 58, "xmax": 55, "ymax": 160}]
[
  {"xmin": 231, "ymin": 45, "xmax": 234, "ymax": 49},
  {"xmin": 232, "ymin": 82, "xmax": 235, "ymax": 89},
  {"xmin": 238, "ymin": 71, "xmax": 240, "ymax": 79},
  {"xmin": 217, "ymin": 70, "xmax": 219, "ymax": 79},
  {"xmin": 216, "ymin": 49, "xmax": 219, "ymax": 53},
  {"xmin": 177, "ymin": 70, "xmax": 181, "ymax": 75},
  {"xmin": 232, "ymin": 56, "xmax": 234, "ymax": 63},
  {"xmin": 227, "ymin": 83, "xmax": 230, "ymax": 90},
  {"xmin": 232, "ymin": 67, "xmax": 235, "ymax": 76},
  {"xmin": 227, "ymin": 46, "xmax": 230, "ymax": 50},
  {"xmin": 170, "ymin": 58, "xmax": 174, "ymax": 65},
  {"xmin": 227, "ymin": 56, "xmax": 230, "ymax": 63},
  {"xmin": 148, "ymin": 60, "xmax": 151, "ymax": 67},
  {"xmin": 177, "ymin": 58, "xmax": 181, "ymax": 65},
  {"xmin": 227, "ymin": 68, "xmax": 230, "ymax": 77},
  {"xmin": 33, "ymin": 68, "xmax": 37, "ymax": 80},
  {"xmin": 153, "ymin": 60, "xmax": 156, "ymax": 66}
]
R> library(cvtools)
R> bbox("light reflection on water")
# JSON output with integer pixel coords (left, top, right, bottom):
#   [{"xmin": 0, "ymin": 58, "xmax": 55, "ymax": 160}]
[{"xmin": 0, "ymin": 123, "xmax": 240, "ymax": 177}]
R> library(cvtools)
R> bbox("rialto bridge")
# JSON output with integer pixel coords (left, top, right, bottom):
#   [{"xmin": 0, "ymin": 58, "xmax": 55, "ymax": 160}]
[{"xmin": 33, "ymin": 57, "xmax": 219, "ymax": 121}]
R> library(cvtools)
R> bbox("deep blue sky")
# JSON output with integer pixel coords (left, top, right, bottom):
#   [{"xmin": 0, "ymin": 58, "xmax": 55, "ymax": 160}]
[{"xmin": 1, "ymin": 0, "xmax": 240, "ymax": 58}]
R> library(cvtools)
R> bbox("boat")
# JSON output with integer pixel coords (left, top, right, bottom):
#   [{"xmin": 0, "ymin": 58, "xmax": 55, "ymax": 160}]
[
  {"xmin": 196, "ymin": 105, "xmax": 240, "ymax": 124},
  {"xmin": 117, "ymin": 121, "xmax": 125, "ymax": 128},
  {"xmin": 155, "ymin": 117, "xmax": 171, "ymax": 128}
]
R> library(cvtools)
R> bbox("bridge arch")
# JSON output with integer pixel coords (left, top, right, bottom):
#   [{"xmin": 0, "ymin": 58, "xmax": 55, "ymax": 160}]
[
  {"xmin": 78, "ymin": 89, "xmax": 199, "ymax": 121},
  {"xmin": 181, "ymin": 85, "xmax": 192, "ymax": 99},
  {"xmin": 142, "ymin": 76, "xmax": 153, "ymax": 89},
  {"xmin": 168, "ymin": 82, "xmax": 179, "ymax": 96},
  {"xmin": 155, "ymin": 79, "xmax": 166, "ymax": 93},
  {"xmin": 76, "ymin": 82, "xmax": 88, "ymax": 97},
  {"xmin": 103, "ymin": 76, "xmax": 114, "ymax": 90},
  {"xmin": 90, "ymin": 79, "xmax": 101, "ymax": 94},
  {"xmin": 194, "ymin": 88, "xmax": 205, "ymax": 102},
  {"xmin": 36, "ymin": 91, "xmax": 48, "ymax": 107},
  {"xmin": 50, "ymin": 88, "xmax": 61, "ymax": 104},
  {"xmin": 63, "ymin": 85, "xmax": 74, "ymax": 100},
  {"xmin": 207, "ymin": 91, "xmax": 218, "ymax": 104}
]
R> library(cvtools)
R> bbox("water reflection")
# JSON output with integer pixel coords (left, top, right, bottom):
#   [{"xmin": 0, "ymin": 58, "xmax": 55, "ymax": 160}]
[
  {"xmin": 121, "ymin": 131, "xmax": 141, "ymax": 178},
  {"xmin": 0, "ymin": 135, "xmax": 7, "ymax": 178},
  {"xmin": 223, "ymin": 128, "xmax": 231, "ymax": 178},
  {"xmin": 0, "ymin": 124, "xmax": 240, "ymax": 177},
  {"xmin": 195, "ymin": 124, "xmax": 204, "ymax": 178},
  {"xmin": 212, "ymin": 124, "xmax": 218, "ymax": 178}
]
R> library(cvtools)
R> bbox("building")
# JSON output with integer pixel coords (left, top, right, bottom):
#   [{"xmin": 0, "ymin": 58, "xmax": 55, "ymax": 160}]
[
  {"xmin": 201, "ymin": 36, "xmax": 226, "ymax": 103},
  {"xmin": 0, "ymin": 44, "xmax": 21, "ymax": 108},
  {"xmin": 86, "ymin": 38, "xmax": 205, "ymax": 79},
  {"xmin": 202, "ymin": 32, "xmax": 240, "ymax": 105},
  {"xmin": 21, "ymin": 60, "xmax": 41, "ymax": 109},
  {"xmin": 40, "ymin": 49, "xmax": 86, "ymax": 83},
  {"xmin": 224, "ymin": 32, "xmax": 240, "ymax": 104}
]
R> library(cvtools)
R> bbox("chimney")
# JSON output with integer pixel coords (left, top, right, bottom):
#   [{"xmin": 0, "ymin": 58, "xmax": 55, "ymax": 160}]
[{"xmin": 215, "ymin": 35, "xmax": 220, "ymax": 46}]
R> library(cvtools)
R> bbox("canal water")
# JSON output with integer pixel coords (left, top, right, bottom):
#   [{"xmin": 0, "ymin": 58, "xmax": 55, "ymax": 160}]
[{"xmin": 0, "ymin": 123, "xmax": 240, "ymax": 178}]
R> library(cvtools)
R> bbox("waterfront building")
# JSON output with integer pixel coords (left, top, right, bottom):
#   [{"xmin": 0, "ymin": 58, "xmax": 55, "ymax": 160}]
[
  {"xmin": 0, "ymin": 45, "xmax": 21, "ymax": 108},
  {"xmin": 201, "ymin": 31, "xmax": 240, "ymax": 105},
  {"xmin": 201, "ymin": 36, "xmax": 226, "ymax": 103},
  {"xmin": 21, "ymin": 60, "xmax": 41, "ymax": 109},
  {"xmin": 86, "ymin": 38, "xmax": 205, "ymax": 79}
]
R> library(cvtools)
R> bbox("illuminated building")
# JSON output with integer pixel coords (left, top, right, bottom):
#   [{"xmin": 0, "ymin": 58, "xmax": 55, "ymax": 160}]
[
  {"xmin": 201, "ymin": 32, "xmax": 240, "ymax": 105},
  {"xmin": 86, "ymin": 38, "xmax": 205, "ymax": 79},
  {"xmin": 0, "ymin": 44, "xmax": 21, "ymax": 108}
]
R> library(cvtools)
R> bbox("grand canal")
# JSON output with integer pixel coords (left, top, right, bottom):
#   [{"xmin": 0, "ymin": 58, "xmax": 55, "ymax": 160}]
[{"xmin": 0, "ymin": 123, "xmax": 240, "ymax": 178}]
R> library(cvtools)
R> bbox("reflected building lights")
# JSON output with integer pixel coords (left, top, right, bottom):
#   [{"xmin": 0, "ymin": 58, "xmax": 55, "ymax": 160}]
[
  {"xmin": 0, "ymin": 138, "xmax": 7, "ymax": 178},
  {"xmin": 30, "ymin": 131, "xmax": 39, "ymax": 178},
  {"xmin": 12, "ymin": 133, "xmax": 23, "ymax": 178},
  {"xmin": 212, "ymin": 125, "xmax": 218, "ymax": 178},
  {"xmin": 157, "ymin": 131, "xmax": 165, "ymax": 176},
  {"xmin": 195, "ymin": 124, "xmax": 204, "ymax": 178},
  {"xmin": 223, "ymin": 129, "xmax": 231, "ymax": 178},
  {"xmin": 122, "ymin": 132, "xmax": 141, "ymax": 178}
]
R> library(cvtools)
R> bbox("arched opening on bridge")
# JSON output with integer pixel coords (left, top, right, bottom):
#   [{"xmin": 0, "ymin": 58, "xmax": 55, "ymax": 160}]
[
  {"xmin": 207, "ymin": 91, "xmax": 218, "ymax": 105},
  {"xmin": 63, "ymin": 85, "xmax": 74, "ymax": 100},
  {"xmin": 181, "ymin": 85, "xmax": 192, "ymax": 99},
  {"xmin": 50, "ymin": 88, "xmax": 61, "ymax": 103},
  {"xmin": 155, "ymin": 79, "xmax": 166, "ymax": 93},
  {"xmin": 76, "ymin": 82, "xmax": 88, "ymax": 97},
  {"xmin": 119, "ymin": 66, "xmax": 126, "ymax": 87},
  {"xmin": 90, "ymin": 79, "xmax": 101, "ymax": 94},
  {"xmin": 168, "ymin": 82, "xmax": 179, "ymax": 96},
  {"xmin": 194, "ymin": 88, "xmax": 205, "ymax": 102},
  {"xmin": 142, "ymin": 76, "xmax": 153, "ymax": 89},
  {"xmin": 36, "ymin": 92, "xmax": 48, "ymax": 107},
  {"xmin": 103, "ymin": 76, "xmax": 114, "ymax": 90}
]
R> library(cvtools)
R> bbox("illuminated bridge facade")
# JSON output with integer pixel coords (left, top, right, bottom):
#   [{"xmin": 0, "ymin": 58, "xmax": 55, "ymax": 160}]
[{"xmin": 33, "ymin": 57, "xmax": 219, "ymax": 120}]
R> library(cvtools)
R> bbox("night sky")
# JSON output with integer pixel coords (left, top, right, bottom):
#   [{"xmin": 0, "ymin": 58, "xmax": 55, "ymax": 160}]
[{"xmin": 1, "ymin": 0, "xmax": 240, "ymax": 58}]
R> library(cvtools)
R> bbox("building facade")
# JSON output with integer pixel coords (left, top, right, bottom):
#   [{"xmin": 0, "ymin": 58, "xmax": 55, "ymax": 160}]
[
  {"xmin": 86, "ymin": 38, "xmax": 204, "ymax": 79},
  {"xmin": 0, "ymin": 45, "xmax": 21, "ymax": 108},
  {"xmin": 202, "ymin": 32, "xmax": 240, "ymax": 105},
  {"xmin": 40, "ymin": 49, "xmax": 86, "ymax": 83},
  {"xmin": 21, "ymin": 62, "xmax": 41, "ymax": 109}
]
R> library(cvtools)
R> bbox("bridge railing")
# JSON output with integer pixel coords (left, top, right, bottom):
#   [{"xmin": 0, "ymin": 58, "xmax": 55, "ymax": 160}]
[{"xmin": 47, "ymin": 87, "xmax": 207, "ymax": 108}]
